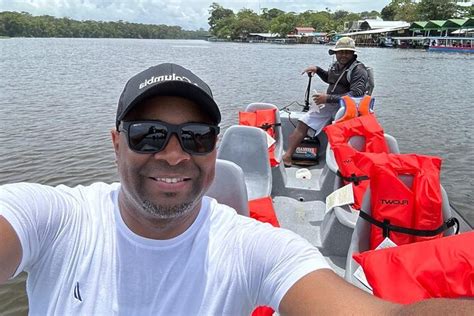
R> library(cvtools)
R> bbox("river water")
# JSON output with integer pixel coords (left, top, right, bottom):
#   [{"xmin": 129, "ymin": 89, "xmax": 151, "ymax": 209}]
[{"xmin": 0, "ymin": 38, "xmax": 473, "ymax": 314}]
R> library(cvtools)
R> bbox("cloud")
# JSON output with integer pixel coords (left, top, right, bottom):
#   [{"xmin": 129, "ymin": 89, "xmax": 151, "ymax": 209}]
[{"xmin": 0, "ymin": 0, "xmax": 391, "ymax": 30}]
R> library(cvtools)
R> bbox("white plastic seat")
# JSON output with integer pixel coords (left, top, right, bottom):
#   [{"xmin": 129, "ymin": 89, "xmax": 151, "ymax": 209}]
[
  {"xmin": 206, "ymin": 159, "xmax": 250, "ymax": 217},
  {"xmin": 328, "ymin": 133, "xmax": 400, "ymax": 198},
  {"xmin": 245, "ymin": 103, "xmax": 283, "ymax": 166},
  {"xmin": 324, "ymin": 133, "xmax": 400, "ymax": 229},
  {"xmin": 217, "ymin": 125, "xmax": 272, "ymax": 200},
  {"xmin": 344, "ymin": 182, "xmax": 455, "ymax": 292}
]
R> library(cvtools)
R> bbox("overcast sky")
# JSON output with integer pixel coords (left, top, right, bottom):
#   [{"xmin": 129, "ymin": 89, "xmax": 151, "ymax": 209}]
[{"xmin": 0, "ymin": 0, "xmax": 392, "ymax": 30}]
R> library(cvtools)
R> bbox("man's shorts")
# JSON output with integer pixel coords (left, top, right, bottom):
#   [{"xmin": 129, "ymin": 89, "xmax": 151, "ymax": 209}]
[{"xmin": 299, "ymin": 104, "xmax": 340, "ymax": 136}]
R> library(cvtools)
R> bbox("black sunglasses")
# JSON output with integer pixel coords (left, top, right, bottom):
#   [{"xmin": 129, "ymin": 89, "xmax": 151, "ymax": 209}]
[{"xmin": 120, "ymin": 120, "xmax": 220, "ymax": 155}]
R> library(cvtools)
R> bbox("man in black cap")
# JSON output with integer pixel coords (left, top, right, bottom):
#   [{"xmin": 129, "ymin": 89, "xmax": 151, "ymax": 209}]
[{"xmin": 0, "ymin": 63, "xmax": 472, "ymax": 315}]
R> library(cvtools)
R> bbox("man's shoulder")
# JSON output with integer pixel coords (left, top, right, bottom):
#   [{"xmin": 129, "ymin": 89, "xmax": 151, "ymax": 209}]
[
  {"xmin": 55, "ymin": 182, "xmax": 119, "ymax": 196},
  {"xmin": 348, "ymin": 60, "xmax": 368, "ymax": 78},
  {"xmin": 350, "ymin": 59, "xmax": 365, "ymax": 69}
]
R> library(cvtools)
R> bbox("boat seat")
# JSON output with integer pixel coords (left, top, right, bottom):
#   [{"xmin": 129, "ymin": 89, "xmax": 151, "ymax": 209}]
[
  {"xmin": 206, "ymin": 159, "xmax": 250, "ymax": 217},
  {"xmin": 245, "ymin": 102, "xmax": 284, "ymax": 167},
  {"xmin": 328, "ymin": 133, "xmax": 399, "ymax": 201},
  {"xmin": 320, "ymin": 133, "xmax": 400, "ymax": 256},
  {"xmin": 333, "ymin": 96, "xmax": 375, "ymax": 122},
  {"xmin": 344, "ymin": 181, "xmax": 455, "ymax": 293},
  {"xmin": 217, "ymin": 125, "xmax": 272, "ymax": 200}
]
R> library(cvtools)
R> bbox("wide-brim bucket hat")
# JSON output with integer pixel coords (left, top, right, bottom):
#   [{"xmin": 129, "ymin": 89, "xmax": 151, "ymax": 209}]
[{"xmin": 329, "ymin": 37, "xmax": 357, "ymax": 55}]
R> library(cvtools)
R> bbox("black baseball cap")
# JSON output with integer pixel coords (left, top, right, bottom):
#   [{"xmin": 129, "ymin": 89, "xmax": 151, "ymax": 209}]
[{"xmin": 116, "ymin": 63, "xmax": 221, "ymax": 129}]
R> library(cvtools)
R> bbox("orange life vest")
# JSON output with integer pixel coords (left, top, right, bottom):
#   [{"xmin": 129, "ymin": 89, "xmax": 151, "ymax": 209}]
[
  {"xmin": 335, "ymin": 95, "xmax": 374, "ymax": 123},
  {"xmin": 248, "ymin": 196, "xmax": 280, "ymax": 228},
  {"xmin": 248, "ymin": 196, "xmax": 280, "ymax": 316},
  {"xmin": 353, "ymin": 231, "xmax": 473, "ymax": 304},
  {"xmin": 239, "ymin": 108, "xmax": 279, "ymax": 167},
  {"xmin": 323, "ymin": 115, "xmax": 389, "ymax": 209},
  {"xmin": 365, "ymin": 153, "xmax": 445, "ymax": 248}
]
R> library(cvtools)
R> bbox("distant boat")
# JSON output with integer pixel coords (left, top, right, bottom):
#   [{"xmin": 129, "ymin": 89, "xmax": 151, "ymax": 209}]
[
  {"xmin": 427, "ymin": 36, "xmax": 474, "ymax": 54},
  {"xmin": 271, "ymin": 38, "xmax": 297, "ymax": 44},
  {"xmin": 378, "ymin": 37, "xmax": 394, "ymax": 48}
]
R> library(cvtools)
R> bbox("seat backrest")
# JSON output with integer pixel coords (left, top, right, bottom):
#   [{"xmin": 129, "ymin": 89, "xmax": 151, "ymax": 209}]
[
  {"xmin": 245, "ymin": 102, "xmax": 283, "ymax": 165},
  {"xmin": 334, "ymin": 96, "xmax": 375, "ymax": 122},
  {"xmin": 206, "ymin": 159, "xmax": 250, "ymax": 217},
  {"xmin": 326, "ymin": 133, "xmax": 399, "ymax": 177},
  {"xmin": 217, "ymin": 125, "xmax": 272, "ymax": 200},
  {"xmin": 344, "ymin": 182, "xmax": 454, "ymax": 290}
]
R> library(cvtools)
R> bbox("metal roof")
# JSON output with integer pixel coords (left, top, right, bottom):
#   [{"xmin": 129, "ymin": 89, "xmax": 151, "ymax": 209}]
[
  {"xmin": 248, "ymin": 33, "xmax": 280, "ymax": 38},
  {"xmin": 339, "ymin": 26, "xmax": 409, "ymax": 36},
  {"xmin": 360, "ymin": 20, "xmax": 410, "ymax": 30},
  {"xmin": 425, "ymin": 20, "xmax": 447, "ymax": 29},
  {"xmin": 410, "ymin": 21, "xmax": 428, "ymax": 30}
]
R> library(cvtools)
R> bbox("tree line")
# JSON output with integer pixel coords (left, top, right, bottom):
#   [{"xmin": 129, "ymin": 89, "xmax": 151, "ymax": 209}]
[
  {"xmin": 0, "ymin": 11, "xmax": 209, "ymax": 39},
  {"xmin": 209, "ymin": 0, "xmax": 473, "ymax": 39},
  {"xmin": 0, "ymin": 0, "xmax": 472, "ymax": 39}
]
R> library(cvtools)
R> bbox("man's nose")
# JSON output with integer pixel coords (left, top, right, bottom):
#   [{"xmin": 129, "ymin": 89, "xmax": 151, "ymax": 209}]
[{"xmin": 153, "ymin": 134, "xmax": 190, "ymax": 165}]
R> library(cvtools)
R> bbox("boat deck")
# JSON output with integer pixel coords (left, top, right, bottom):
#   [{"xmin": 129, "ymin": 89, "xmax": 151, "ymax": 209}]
[{"xmin": 273, "ymin": 195, "xmax": 348, "ymax": 277}]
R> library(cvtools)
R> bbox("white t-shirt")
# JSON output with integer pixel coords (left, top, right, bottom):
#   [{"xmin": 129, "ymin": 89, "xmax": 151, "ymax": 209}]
[{"xmin": 0, "ymin": 182, "xmax": 330, "ymax": 315}]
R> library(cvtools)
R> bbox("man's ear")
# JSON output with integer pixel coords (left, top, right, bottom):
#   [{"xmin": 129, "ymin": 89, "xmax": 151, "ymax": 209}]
[{"xmin": 111, "ymin": 129, "xmax": 120, "ymax": 156}]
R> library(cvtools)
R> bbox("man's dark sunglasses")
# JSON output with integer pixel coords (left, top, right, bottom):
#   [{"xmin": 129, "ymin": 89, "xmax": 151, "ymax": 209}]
[{"xmin": 120, "ymin": 120, "xmax": 220, "ymax": 155}]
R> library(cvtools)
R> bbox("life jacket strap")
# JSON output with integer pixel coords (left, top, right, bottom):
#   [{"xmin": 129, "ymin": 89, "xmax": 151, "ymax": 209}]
[
  {"xmin": 259, "ymin": 122, "xmax": 281, "ymax": 131},
  {"xmin": 336, "ymin": 170, "xmax": 369, "ymax": 185},
  {"xmin": 358, "ymin": 211, "xmax": 460, "ymax": 237}
]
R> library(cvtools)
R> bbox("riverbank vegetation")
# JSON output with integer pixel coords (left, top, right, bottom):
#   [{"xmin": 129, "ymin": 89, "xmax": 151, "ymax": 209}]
[
  {"xmin": 0, "ymin": 0, "xmax": 472, "ymax": 39},
  {"xmin": 209, "ymin": 0, "xmax": 473, "ymax": 39},
  {"xmin": 0, "ymin": 11, "xmax": 209, "ymax": 39}
]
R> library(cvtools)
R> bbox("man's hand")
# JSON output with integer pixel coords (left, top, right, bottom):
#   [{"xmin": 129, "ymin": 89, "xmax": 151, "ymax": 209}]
[
  {"xmin": 312, "ymin": 93, "xmax": 328, "ymax": 105},
  {"xmin": 301, "ymin": 65, "xmax": 318, "ymax": 75}
]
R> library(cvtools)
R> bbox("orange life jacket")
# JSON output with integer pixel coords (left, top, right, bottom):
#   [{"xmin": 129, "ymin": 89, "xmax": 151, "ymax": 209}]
[
  {"xmin": 335, "ymin": 95, "xmax": 374, "ymax": 123},
  {"xmin": 323, "ymin": 115, "xmax": 389, "ymax": 209},
  {"xmin": 364, "ymin": 153, "xmax": 445, "ymax": 248},
  {"xmin": 248, "ymin": 196, "xmax": 280, "ymax": 316},
  {"xmin": 353, "ymin": 231, "xmax": 473, "ymax": 304},
  {"xmin": 239, "ymin": 108, "xmax": 279, "ymax": 167},
  {"xmin": 248, "ymin": 196, "xmax": 280, "ymax": 228}
]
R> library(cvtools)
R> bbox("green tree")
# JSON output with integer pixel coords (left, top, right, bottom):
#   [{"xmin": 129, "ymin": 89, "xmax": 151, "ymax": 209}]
[
  {"xmin": 0, "ymin": 11, "xmax": 210, "ymax": 39},
  {"xmin": 360, "ymin": 10, "xmax": 380, "ymax": 19},
  {"xmin": 416, "ymin": 0, "xmax": 459, "ymax": 20},
  {"xmin": 381, "ymin": 0, "xmax": 417, "ymax": 22},
  {"xmin": 381, "ymin": 5, "xmax": 396, "ymax": 20},
  {"xmin": 208, "ymin": 2, "xmax": 234, "ymax": 36},
  {"xmin": 261, "ymin": 8, "xmax": 284, "ymax": 21},
  {"xmin": 231, "ymin": 8, "xmax": 266, "ymax": 39},
  {"xmin": 269, "ymin": 12, "xmax": 299, "ymax": 36},
  {"xmin": 308, "ymin": 11, "xmax": 335, "ymax": 33}
]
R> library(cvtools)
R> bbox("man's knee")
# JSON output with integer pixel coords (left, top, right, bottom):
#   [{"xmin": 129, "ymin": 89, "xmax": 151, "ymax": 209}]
[{"xmin": 296, "ymin": 122, "xmax": 309, "ymax": 134}]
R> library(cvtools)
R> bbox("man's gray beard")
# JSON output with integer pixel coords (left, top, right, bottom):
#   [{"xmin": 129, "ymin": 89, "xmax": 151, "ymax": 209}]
[{"xmin": 142, "ymin": 200, "xmax": 194, "ymax": 219}]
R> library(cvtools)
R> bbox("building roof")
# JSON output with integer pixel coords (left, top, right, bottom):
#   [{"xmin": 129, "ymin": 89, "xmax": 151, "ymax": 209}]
[
  {"xmin": 248, "ymin": 33, "xmax": 280, "ymax": 38},
  {"xmin": 288, "ymin": 32, "xmax": 327, "ymax": 38},
  {"xmin": 295, "ymin": 27, "xmax": 315, "ymax": 33},
  {"xmin": 425, "ymin": 20, "xmax": 446, "ymax": 29},
  {"xmin": 445, "ymin": 18, "xmax": 469, "ymax": 27},
  {"xmin": 466, "ymin": 18, "xmax": 474, "ymax": 28},
  {"xmin": 410, "ymin": 21, "xmax": 428, "ymax": 30},
  {"xmin": 409, "ymin": 18, "xmax": 474, "ymax": 31},
  {"xmin": 339, "ymin": 26, "xmax": 409, "ymax": 36},
  {"xmin": 360, "ymin": 20, "xmax": 410, "ymax": 30}
]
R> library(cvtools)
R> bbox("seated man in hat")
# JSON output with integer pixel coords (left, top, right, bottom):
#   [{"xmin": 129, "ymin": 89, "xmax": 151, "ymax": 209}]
[{"xmin": 282, "ymin": 36, "xmax": 369, "ymax": 167}]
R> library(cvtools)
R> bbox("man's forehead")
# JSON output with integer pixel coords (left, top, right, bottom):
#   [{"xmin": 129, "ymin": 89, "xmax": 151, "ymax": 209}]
[{"xmin": 125, "ymin": 95, "xmax": 213, "ymax": 123}]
